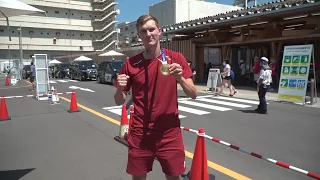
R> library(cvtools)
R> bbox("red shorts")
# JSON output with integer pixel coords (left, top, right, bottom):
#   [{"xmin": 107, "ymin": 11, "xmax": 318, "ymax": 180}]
[{"xmin": 126, "ymin": 127, "xmax": 186, "ymax": 176}]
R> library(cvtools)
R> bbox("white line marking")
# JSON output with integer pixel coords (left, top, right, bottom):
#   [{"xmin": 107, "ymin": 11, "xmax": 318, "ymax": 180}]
[
  {"xmin": 196, "ymin": 98, "xmax": 251, "ymax": 108},
  {"xmin": 102, "ymin": 106, "xmax": 122, "ymax": 110},
  {"xmin": 178, "ymin": 105, "xmax": 210, "ymax": 115},
  {"xmin": 178, "ymin": 95, "xmax": 213, "ymax": 101},
  {"xmin": 179, "ymin": 115, "xmax": 186, "ymax": 119},
  {"xmin": 68, "ymin": 80, "xmax": 78, "ymax": 82},
  {"xmin": 178, "ymin": 100, "xmax": 232, "ymax": 111},
  {"xmin": 57, "ymin": 80, "xmax": 68, "ymax": 82},
  {"xmin": 49, "ymin": 81, "xmax": 57, "ymax": 83},
  {"xmin": 108, "ymin": 109, "xmax": 122, "ymax": 116},
  {"xmin": 211, "ymin": 96, "xmax": 260, "ymax": 105}
]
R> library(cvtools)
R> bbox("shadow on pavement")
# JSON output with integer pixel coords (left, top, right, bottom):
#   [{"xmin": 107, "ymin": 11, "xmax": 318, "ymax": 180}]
[
  {"xmin": 181, "ymin": 173, "xmax": 215, "ymax": 180},
  {"xmin": 0, "ymin": 168, "xmax": 35, "ymax": 180},
  {"xmin": 238, "ymin": 109, "xmax": 258, "ymax": 114}
]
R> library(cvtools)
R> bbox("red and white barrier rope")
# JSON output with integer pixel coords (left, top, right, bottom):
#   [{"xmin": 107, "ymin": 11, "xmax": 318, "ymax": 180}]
[
  {"xmin": 3, "ymin": 92, "xmax": 73, "ymax": 99},
  {"xmin": 180, "ymin": 126, "xmax": 320, "ymax": 180}
]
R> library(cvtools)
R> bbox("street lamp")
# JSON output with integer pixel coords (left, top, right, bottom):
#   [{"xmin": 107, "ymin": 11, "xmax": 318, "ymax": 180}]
[{"xmin": 17, "ymin": 25, "xmax": 23, "ymax": 81}]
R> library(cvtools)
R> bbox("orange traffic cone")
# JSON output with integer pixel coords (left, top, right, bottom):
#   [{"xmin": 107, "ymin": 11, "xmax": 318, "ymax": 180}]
[
  {"xmin": 114, "ymin": 104, "xmax": 129, "ymax": 147},
  {"xmin": 188, "ymin": 128, "xmax": 209, "ymax": 180},
  {"xmin": 0, "ymin": 96, "xmax": 11, "ymax": 121},
  {"xmin": 119, "ymin": 104, "xmax": 129, "ymax": 139},
  {"xmin": 5, "ymin": 75, "xmax": 10, "ymax": 86},
  {"xmin": 127, "ymin": 106, "xmax": 134, "ymax": 138},
  {"xmin": 67, "ymin": 90, "xmax": 81, "ymax": 113}
]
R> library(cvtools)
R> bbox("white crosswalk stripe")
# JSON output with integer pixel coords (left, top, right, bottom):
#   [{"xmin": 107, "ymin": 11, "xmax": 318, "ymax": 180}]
[
  {"xmin": 49, "ymin": 79, "xmax": 78, "ymax": 84},
  {"xmin": 102, "ymin": 96, "xmax": 260, "ymax": 119},
  {"xmin": 196, "ymin": 98, "xmax": 251, "ymax": 108}
]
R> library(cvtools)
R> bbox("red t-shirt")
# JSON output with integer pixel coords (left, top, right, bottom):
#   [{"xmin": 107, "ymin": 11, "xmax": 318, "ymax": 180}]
[{"xmin": 118, "ymin": 48, "xmax": 193, "ymax": 137}]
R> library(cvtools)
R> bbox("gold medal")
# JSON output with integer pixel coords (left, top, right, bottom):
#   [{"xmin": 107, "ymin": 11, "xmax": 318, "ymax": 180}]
[{"xmin": 160, "ymin": 64, "xmax": 170, "ymax": 76}]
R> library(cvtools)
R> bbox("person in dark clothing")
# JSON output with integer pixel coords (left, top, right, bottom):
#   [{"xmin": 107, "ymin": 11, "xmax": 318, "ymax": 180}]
[{"xmin": 255, "ymin": 57, "xmax": 272, "ymax": 114}]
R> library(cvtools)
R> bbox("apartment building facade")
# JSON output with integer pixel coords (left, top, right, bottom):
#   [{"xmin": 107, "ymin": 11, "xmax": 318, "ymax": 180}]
[{"xmin": 0, "ymin": 0, "xmax": 119, "ymax": 62}]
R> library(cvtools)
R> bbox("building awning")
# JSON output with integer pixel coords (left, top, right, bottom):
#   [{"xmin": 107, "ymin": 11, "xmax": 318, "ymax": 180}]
[{"xmin": 162, "ymin": 0, "xmax": 319, "ymax": 35}]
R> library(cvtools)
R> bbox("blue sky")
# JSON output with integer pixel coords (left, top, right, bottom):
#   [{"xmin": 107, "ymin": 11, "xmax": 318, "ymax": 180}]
[{"xmin": 115, "ymin": 0, "xmax": 272, "ymax": 23}]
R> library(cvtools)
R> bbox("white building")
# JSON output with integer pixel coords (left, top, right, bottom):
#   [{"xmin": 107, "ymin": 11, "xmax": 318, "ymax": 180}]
[
  {"xmin": 0, "ymin": 0, "xmax": 120, "ymax": 62},
  {"xmin": 149, "ymin": 0, "xmax": 242, "ymax": 27},
  {"xmin": 116, "ymin": 21, "xmax": 141, "ymax": 48},
  {"xmin": 116, "ymin": 0, "xmax": 242, "ymax": 47}
]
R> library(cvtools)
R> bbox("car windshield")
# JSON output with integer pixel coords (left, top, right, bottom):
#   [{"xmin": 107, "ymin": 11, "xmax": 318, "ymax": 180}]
[
  {"xmin": 80, "ymin": 61, "xmax": 97, "ymax": 69},
  {"xmin": 24, "ymin": 65, "xmax": 31, "ymax": 71},
  {"xmin": 111, "ymin": 61, "xmax": 124, "ymax": 72},
  {"xmin": 60, "ymin": 64, "xmax": 69, "ymax": 69}
]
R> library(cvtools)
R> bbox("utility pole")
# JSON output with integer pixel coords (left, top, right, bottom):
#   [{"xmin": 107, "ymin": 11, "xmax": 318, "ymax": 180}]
[{"xmin": 18, "ymin": 25, "xmax": 23, "ymax": 80}]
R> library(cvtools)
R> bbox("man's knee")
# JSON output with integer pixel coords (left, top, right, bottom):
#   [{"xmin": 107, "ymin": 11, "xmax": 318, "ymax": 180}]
[{"xmin": 132, "ymin": 174, "xmax": 147, "ymax": 180}]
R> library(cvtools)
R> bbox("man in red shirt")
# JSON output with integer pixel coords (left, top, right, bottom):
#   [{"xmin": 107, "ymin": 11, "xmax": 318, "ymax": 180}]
[{"xmin": 114, "ymin": 15, "xmax": 197, "ymax": 180}]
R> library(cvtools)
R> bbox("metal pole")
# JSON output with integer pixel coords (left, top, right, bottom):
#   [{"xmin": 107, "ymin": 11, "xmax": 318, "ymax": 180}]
[
  {"xmin": 18, "ymin": 25, "xmax": 23, "ymax": 80},
  {"xmin": 310, "ymin": 79, "xmax": 314, "ymax": 105}
]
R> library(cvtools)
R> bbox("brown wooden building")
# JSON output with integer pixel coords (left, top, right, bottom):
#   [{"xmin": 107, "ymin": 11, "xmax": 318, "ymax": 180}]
[{"xmin": 122, "ymin": 0, "xmax": 320, "ymax": 84}]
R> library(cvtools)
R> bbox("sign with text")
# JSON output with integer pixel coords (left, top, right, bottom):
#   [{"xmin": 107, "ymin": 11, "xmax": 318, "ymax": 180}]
[{"xmin": 278, "ymin": 44, "xmax": 313, "ymax": 103}]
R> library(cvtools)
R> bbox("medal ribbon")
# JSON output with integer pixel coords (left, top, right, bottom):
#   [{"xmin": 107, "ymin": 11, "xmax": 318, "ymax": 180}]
[{"xmin": 161, "ymin": 48, "xmax": 167, "ymax": 64}]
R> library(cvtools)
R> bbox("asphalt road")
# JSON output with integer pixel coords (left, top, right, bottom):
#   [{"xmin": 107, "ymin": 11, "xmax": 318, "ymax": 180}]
[{"xmin": 1, "ymin": 76, "xmax": 319, "ymax": 180}]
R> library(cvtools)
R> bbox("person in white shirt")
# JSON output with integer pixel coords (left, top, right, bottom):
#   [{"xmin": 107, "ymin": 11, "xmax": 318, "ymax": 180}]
[
  {"xmin": 255, "ymin": 57, "xmax": 272, "ymax": 114},
  {"xmin": 216, "ymin": 60, "xmax": 235, "ymax": 96}
]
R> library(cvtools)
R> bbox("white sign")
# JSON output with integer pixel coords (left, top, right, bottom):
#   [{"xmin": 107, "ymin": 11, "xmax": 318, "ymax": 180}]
[
  {"xmin": 34, "ymin": 54, "xmax": 50, "ymax": 100},
  {"xmin": 206, "ymin": 68, "xmax": 221, "ymax": 90},
  {"xmin": 69, "ymin": 86, "xmax": 95, "ymax": 92},
  {"xmin": 278, "ymin": 44, "xmax": 313, "ymax": 103}
]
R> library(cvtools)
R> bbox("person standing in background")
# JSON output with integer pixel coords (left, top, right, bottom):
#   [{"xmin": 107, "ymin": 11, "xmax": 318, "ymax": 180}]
[
  {"xmin": 188, "ymin": 61, "xmax": 196, "ymax": 82},
  {"xmin": 239, "ymin": 60, "xmax": 246, "ymax": 85},
  {"xmin": 30, "ymin": 61, "xmax": 36, "ymax": 91},
  {"xmin": 216, "ymin": 60, "xmax": 235, "ymax": 96},
  {"xmin": 255, "ymin": 57, "xmax": 272, "ymax": 114}
]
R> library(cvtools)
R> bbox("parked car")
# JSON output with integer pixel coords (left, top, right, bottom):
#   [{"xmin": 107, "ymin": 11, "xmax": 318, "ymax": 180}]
[
  {"xmin": 54, "ymin": 63, "xmax": 70, "ymax": 78},
  {"xmin": 69, "ymin": 60, "xmax": 97, "ymax": 81},
  {"xmin": 22, "ymin": 65, "xmax": 31, "ymax": 79},
  {"xmin": 97, "ymin": 60, "xmax": 124, "ymax": 84}
]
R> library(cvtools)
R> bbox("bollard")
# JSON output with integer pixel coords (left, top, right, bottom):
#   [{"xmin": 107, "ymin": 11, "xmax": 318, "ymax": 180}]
[
  {"xmin": 310, "ymin": 79, "xmax": 314, "ymax": 105},
  {"xmin": 211, "ymin": 73, "xmax": 214, "ymax": 93}
]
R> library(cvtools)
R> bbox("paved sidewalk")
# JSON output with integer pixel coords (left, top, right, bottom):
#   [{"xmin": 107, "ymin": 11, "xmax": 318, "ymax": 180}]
[{"xmin": 178, "ymin": 84, "xmax": 320, "ymax": 108}]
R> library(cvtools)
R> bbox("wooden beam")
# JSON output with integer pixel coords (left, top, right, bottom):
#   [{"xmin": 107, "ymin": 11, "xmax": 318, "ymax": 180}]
[{"xmin": 282, "ymin": 29, "xmax": 320, "ymax": 37}]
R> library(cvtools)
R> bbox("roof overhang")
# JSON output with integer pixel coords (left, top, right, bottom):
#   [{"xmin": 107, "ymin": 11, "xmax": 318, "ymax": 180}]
[{"xmin": 162, "ymin": 1, "xmax": 320, "ymax": 35}]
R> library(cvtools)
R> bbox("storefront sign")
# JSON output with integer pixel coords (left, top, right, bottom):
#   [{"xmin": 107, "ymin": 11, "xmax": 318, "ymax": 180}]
[{"xmin": 278, "ymin": 44, "xmax": 313, "ymax": 103}]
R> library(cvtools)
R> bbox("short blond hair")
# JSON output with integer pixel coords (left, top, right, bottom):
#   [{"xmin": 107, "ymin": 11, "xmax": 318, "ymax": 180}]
[{"xmin": 136, "ymin": 14, "xmax": 160, "ymax": 31}]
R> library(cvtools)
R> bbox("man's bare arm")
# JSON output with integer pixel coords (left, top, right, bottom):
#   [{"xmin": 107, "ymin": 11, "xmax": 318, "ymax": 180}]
[
  {"xmin": 178, "ymin": 77, "xmax": 197, "ymax": 99},
  {"xmin": 114, "ymin": 87, "xmax": 127, "ymax": 105}
]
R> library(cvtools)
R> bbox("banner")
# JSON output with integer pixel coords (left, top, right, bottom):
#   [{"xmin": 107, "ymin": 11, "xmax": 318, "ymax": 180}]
[{"xmin": 278, "ymin": 44, "xmax": 313, "ymax": 103}]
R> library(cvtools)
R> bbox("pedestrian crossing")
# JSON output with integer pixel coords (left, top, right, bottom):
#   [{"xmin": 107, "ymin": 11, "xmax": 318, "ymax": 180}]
[
  {"xmin": 49, "ymin": 79, "xmax": 78, "ymax": 84},
  {"xmin": 102, "ymin": 95, "xmax": 261, "ymax": 119}
]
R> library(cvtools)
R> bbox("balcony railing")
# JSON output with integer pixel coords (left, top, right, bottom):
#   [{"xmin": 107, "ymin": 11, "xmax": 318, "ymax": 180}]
[
  {"xmin": 93, "ymin": 0, "xmax": 116, "ymax": 11},
  {"xmin": 92, "ymin": 8, "xmax": 118, "ymax": 22},
  {"xmin": 94, "ymin": 29, "xmax": 116, "ymax": 42},
  {"xmin": 95, "ymin": 34, "xmax": 116, "ymax": 51},
  {"xmin": 93, "ymin": 20, "xmax": 117, "ymax": 32}
]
